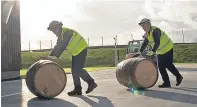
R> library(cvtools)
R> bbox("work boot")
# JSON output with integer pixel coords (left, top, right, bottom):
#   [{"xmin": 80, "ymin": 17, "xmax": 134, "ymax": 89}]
[
  {"xmin": 86, "ymin": 81, "xmax": 97, "ymax": 94},
  {"xmin": 158, "ymin": 83, "xmax": 171, "ymax": 88},
  {"xmin": 68, "ymin": 86, "xmax": 82, "ymax": 96},
  {"xmin": 176, "ymin": 76, "xmax": 183, "ymax": 86}
]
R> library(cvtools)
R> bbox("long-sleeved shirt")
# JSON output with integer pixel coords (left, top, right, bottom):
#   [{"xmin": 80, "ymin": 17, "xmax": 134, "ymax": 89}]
[
  {"xmin": 140, "ymin": 27, "xmax": 161, "ymax": 53},
  {"xmin": 49, "ymin": 29, "xmax": 73, "ymax": 58}
]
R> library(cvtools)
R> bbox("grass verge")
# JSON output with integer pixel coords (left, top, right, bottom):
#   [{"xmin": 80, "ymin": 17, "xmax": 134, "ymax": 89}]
[{"xmin": 21, "ymin": 44, "xmax": 197, "ymax": 70}]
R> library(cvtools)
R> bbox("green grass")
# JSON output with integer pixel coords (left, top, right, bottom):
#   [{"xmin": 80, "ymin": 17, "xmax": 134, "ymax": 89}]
[
  {"xmin": 21, "ymin": 43, "xmax": 197, "ymax": 70},
  {"xmin": 20, "ymin": 66, "xmax": 116, "ymax": 77},
  {"xmin": 173, "ymin": 44, "xmax": 197, "ymax": 63},
  {"xmin": 21, "ymin": 48, "xmax": 127, "ymax": 69}
]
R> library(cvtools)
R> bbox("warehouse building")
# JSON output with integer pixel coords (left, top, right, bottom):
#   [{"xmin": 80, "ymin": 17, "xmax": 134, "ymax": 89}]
[{"xmin": 1, "ymin": 1, "xmax": 21, "ymax": 80}]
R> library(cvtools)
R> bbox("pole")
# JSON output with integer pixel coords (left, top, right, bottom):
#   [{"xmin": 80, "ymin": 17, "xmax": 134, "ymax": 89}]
[
  {"xmin": 131, "ymin": 34, "xmax": 134, "ymax": 41},
  {"xmin": 29, "ymin": 41, "xmax": 30, "ymax": 52},
  {"xmin": 116, "ymin": 35, "xmax": 119, "ymax": 62},
  {"xmin": 51, "ymin": 40, "xmax": 53, "ymax": 49},
  {"xmin": 116, "ymin": 35, "xmax": 118, "ymax": 45},
  {"xmin": 40, "ymin": 40, "xmax": 42, "ymax": 50},
  {"xmin": 114, "ymin": 37, "xmax": 118, "ymax": 66},
  {"xmin": 182, "ymin": 30, "xmax": 184, "ymax": 43},
  {"xmin": 88, "ymin": 37, "xmax": 89, "ymax": 46},
  {"xmin": 102, "ymin": 36, "xmax": 103, "ymax": 46}
]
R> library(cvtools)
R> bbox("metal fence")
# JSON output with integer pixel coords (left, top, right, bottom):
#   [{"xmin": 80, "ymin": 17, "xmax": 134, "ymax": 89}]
[
  {"xmin": 21, "ymin": 34, "xmax": 195, "ymax": 51},
  {"xmin": 21, "ymin": 36, "xmax": 111, "ymax": 51}
]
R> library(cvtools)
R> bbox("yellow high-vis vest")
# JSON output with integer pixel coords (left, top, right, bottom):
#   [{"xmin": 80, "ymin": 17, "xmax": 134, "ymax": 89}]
[
  {"xmin": 147, "ymin": 26, "xmax": 174, "ymax": 55},
  {"xmin": 61, "ymin": 27, "xmax": 88, "ymax": 56}
]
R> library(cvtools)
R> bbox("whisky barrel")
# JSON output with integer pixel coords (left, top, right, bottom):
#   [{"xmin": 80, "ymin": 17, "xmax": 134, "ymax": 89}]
[
  {"xmin": 25, "ymin": 60, "xmax": 67, "ymax": 99},
  {"xmin": 116, "ymin": 57, "xmax": 158, "ymax": 89}
]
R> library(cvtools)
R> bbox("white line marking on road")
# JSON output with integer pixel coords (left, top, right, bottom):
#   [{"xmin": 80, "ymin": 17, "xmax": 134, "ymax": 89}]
[
  {"xmin": 2, "ymin": 79, "xmax": 23, "ymax": 83},
  {"xmin": 1, "ymin": 93, "xmax": 22, "ymax": 98}
]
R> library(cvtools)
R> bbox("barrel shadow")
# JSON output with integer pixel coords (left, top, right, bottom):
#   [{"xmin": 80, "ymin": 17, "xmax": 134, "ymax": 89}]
[
  {"xmin": 127, "ymin": 88, "xmax": 197, "ymax": 104},
  {"xmin": 75, "ymin": 95, "xmax": 115, "ymax": 107},
  {"xmin": 27, "ymin": 97, "xmax": 77, "ymax": 107}
]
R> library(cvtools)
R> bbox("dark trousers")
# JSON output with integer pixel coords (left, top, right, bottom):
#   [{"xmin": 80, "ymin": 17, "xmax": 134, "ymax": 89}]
[
  {"xmin": 72, "ymin": 48, "xmax": 94, "ymax": 87},
  {"xmin": 158, "ymin": 48, "xmax": 182, "ymax": 84}
]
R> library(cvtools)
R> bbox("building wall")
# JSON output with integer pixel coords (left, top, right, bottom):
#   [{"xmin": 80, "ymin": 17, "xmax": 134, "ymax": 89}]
[{"xmin": 1, "ymin": 1, "xmax": 21, "ymax": 80}]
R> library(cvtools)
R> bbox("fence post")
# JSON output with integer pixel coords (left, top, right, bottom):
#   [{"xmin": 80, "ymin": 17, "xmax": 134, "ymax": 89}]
[
  {"xmin": 114, "ymin": 37, "xmax": 118, "ymax": 66},
  {"xmin": 40, "ymin": 40, "xmax": 41, "ymax": 50},
  {"xmin": 88, "ymin": 37, "xmax": 89, "ymax": 47},
  {"xmin": 116, "ymin": 35, "xmax": 118, "ymax": 46},
  {"xmin": 29, "ymin": 41, "xmax": 31, "ymax": 52},
  {"xmin": 182, "ymin": 30, "xmax": 185, "ymax": 43},
  {"xmin": 51, "ymin": 40, "xmax": 53, "ymax": 49},
  {"xmin": 101, "ymin": 36, "xmax": 103, "ymax": 47}
]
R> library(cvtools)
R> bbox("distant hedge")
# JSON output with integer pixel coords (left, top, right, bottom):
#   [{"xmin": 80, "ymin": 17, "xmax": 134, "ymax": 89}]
[{"xmin": 21, "ymin": 43, "xmax": 197, "ymax": 69}]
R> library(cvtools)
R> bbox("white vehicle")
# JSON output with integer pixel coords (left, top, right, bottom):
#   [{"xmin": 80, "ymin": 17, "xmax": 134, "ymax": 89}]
[{"xmin": 125, "ymin": 39, "xmax": 152, "ymax": 59}]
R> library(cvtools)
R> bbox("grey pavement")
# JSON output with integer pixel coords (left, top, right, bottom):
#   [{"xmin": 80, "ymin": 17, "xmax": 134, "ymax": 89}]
[
  {"xmin": 175, "ymin": 64, "xmax": 197, "ymax": 71},
  {"xmin": 1, "ymin": 68, "xmax": 197, "ymax": 107}
]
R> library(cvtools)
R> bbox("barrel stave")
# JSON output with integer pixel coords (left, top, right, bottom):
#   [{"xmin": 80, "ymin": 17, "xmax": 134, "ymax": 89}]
[{"xmin": 26, "ymin": 61, "xmax": 41, "ymax": 97}]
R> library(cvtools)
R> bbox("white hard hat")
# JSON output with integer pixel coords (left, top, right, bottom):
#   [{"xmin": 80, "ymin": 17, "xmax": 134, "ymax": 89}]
[
  {"xmin": 47, "ymin": 20, "xmax": 61, "ymax": 30},
  {"xmin": 138, "ymin": 18, "xmax": 151, "ymax": 26}
]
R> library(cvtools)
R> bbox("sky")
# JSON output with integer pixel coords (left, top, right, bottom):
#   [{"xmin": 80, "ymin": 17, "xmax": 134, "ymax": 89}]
[{"xmin": 20, "ymin": 0, "xmax": 197, "ymax": 50}]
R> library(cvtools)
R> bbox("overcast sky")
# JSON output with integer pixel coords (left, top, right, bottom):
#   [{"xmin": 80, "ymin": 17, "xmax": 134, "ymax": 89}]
[{"xmin": 20, "ymin": 0, "xmax": 197, "ymax": 50}]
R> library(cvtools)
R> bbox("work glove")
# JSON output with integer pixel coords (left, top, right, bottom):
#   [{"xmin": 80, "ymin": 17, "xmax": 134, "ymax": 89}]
[
  {"xmin": 136, "ymin": 52, "xmax": 141, "ymax": 55},
  {"xmin": 146, "ymin": 51, "xmax": 155, "ymax": 56},
  {"xmin": 132, "ymin": 52, "xmax": 141, "ymax": 58}
]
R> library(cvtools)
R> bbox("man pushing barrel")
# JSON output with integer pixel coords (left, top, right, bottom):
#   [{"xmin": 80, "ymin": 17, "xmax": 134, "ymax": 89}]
[
  {"xmin": 45, "ymin": 20, "xmax": 97, "ymax": 96},
  {"xmin": 138, "ymin": 18, "xmax": 183, "ymax": 88}
]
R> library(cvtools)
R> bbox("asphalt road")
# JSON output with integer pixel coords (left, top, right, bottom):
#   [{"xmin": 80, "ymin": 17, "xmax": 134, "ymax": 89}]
[{"xmin": 1, "ymin": 68, "xmax": 197, "ymax": 107}]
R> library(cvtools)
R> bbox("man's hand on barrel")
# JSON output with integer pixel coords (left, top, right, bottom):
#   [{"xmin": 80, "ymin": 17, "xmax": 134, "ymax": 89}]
[
  {"xmin": 132, "ymin": 52, "xmax": 141, "ymax": 58},
  {"xmin": 146, "ymin": 51, "xmax": 155, "ymax": 57}
]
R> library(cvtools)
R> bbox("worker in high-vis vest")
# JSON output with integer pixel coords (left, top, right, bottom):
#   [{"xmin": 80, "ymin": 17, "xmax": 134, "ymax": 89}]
[
  {"xmin": 138, "ymin": 18, "xmax": 183, "ymax": 88},
  {"xmin": 46, "ymin": 20, "xmax": 97, "ymax": 96}
]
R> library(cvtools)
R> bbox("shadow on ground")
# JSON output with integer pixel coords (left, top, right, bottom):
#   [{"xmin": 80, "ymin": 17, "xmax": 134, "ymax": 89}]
[
  {"xmin": 171, "ymin": 87, "xmax": 197, "ymax": 93},
  {"xmin": 177, "ymin": 68, "xmax": 197, "ymax": 71},
  {"xmin": 27, "ymin": 97, "xmax": 77, "ymax": 107},
  {"xmin": 75, "ymin": 95, "xmax": 114, "ymax": 107},
  {"xmin": 1, "ymin": 80, "xmax": 22, "ymax": 107},
  {"xmin": 127, "ymin": 88, "xmax": 197, "ymax": 104}
]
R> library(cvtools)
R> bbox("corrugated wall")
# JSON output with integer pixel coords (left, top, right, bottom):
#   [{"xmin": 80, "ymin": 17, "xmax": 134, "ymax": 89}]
[{"xmin": 1, "ymin": 1, "xmax": 21, "ymax": 79}]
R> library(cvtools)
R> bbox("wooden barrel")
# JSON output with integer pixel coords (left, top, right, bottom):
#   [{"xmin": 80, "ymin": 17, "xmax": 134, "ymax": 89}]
[
  {"xmin": 116, "ymin": 57, "xmax": 158, "ymax": 89},
  {"xmin": 25, "ymin": 60, "xmax": 67, "ymax": 99}
]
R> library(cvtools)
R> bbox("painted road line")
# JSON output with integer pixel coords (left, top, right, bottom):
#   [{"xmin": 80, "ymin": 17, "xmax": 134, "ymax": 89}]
[{"xmin": 1, "ymin": 93, "xmax": 22, "ymax": 98}]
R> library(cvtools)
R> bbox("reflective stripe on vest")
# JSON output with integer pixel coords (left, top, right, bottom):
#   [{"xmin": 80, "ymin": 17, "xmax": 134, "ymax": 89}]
[
  {"xmin": 61, "ymin": 27, "xmax": 87, "ymax": 56},
  {"xmin": 147, "ymin": 26, "xmax": 173, "ymax": 54}
]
